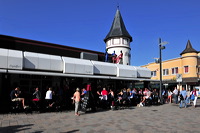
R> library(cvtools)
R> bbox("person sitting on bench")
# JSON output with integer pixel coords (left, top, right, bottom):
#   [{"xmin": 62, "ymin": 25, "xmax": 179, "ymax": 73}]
[
  {"xmin": 139, "ymin": 88, "xmax": 152, "ymax": 106},
  {"xmin": 45, "ymin": 87, "xmax": 54, "ymax": 107},
  {"xmin": 32, "ymin": 87, "xmax": 41, "ymax": 101},
  {"xmin": 10, "ymin": 87, "xmax": 27, "ymax": 109}
]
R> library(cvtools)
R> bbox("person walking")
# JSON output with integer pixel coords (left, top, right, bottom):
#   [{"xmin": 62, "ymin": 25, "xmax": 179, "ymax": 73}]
[
  {"xmin": 179, "ymin": 87, "xmax": 187, "ymax": 108},
  {"xmin": 190, "ymin": 88, "xmax": 198, "ymax": 108},
  {"xmin": 173, "ymin": 87, "xmax": 179, "ymax": 104},
  {"xmin": 186, "ymin": 89, "xmax": 191, "ymax": 105},
  {"xmin": 73, "ymin": 88, "xmax": 81, "ymax": 116}
]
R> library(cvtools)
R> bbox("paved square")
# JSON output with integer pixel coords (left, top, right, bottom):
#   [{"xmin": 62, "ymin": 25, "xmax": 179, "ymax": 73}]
[{"xmin": 0, "ymin": 102, "xmax": 200, "ymax": 133}]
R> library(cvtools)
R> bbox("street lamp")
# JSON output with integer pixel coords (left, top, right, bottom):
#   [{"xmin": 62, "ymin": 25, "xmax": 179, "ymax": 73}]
[{"xmin": 158, "ymin": 38, "xmax": 168, "ymax": 104}]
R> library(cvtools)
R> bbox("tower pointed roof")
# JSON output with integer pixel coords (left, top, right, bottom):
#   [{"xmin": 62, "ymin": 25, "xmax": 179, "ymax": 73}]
[
  {"xmin": 180, "ymin": 40, "xmax": 198, "ymax": 55},
  {"xmin": 104, "ymin": 9, "xmax": 132, "ymax": 42}
]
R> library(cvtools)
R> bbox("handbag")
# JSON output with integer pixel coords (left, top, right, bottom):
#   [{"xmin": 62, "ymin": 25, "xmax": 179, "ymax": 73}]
[
  {"xmin": 190, "ymin": 94, "xmax": 195, "ymax": 100},
  {"xmin": 180, "ymin": 94, "xmax": 184, "ymax": 100}
]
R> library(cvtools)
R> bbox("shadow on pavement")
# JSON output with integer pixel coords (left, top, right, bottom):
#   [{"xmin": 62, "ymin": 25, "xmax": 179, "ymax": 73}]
[
  {"xmin": 79, "ymin": 107, "xmax": 136, "ymax": 116},
  {"xmin": 0, "ymin": 124, "xmax": 38, "ymax": 133}
]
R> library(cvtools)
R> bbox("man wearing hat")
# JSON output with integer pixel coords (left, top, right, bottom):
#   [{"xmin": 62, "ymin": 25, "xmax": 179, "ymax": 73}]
[{"xmin": 73, "ymin": 88, "xmax": 81, "ymax": 116}]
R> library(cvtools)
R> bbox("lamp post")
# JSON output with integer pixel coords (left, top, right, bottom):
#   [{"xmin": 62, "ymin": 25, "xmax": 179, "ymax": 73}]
[{"xmin": 158, "ymin": 38, "xmax": 168, "ymax": 104}]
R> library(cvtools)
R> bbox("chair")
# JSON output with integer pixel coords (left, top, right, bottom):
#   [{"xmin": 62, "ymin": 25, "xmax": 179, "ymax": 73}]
[
  {"xmin": 152, "ymin": 95, "xmax": 159, "ymax": 105},
  {"xmin": 10, "ymin": 100, "xmax": 22, "ymax": 114},
  {"xmin": 102, "ymin": 95, "xmax": 108, "ymax": 100},
  {"xmin": 144, "ymin": 98, "xmax": 152, "ymax": 106},
  {"xmin": 32, "ymin": 99, "xmax": 41, "ymax": 112}
]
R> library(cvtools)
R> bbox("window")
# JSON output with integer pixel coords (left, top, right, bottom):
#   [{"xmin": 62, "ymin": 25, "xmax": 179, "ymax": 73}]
[
  {"xmin": 113, "ymin": 38, "xmax": 120, "ymax": 44},
  {"xmin": 123, "ymin": 38, "xmax": 128, "ymax": 44},
  {"xmin": 163, "ymin": 69, "xmax": 169, "ymax": 76},
  {"xmin": 151, "ymin": 71, "xmax": 157, "ymax": 77},
  {"xmin": 172, "ymin": 67, "xmax": 178, "ymax": 75},
  {"xmin": 106, "ymin": 40, "xmax": 111, "ymax": 46},
  {"xmin": 184, "ymin": 66, "xmax": 189, "ymax": 73}
]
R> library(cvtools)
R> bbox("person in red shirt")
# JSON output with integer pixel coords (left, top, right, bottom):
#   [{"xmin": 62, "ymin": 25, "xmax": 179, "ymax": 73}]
[
  {"xmin": 101, "ymin": 88, "xmax": 108, "ymax": 100},
  {"xmin": 116, "ymin": 50, "xmax": 123, "ymax": 64}
]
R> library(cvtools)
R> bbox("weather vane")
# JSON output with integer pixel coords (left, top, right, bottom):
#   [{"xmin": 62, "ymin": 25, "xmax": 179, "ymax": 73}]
[{"xmin": 117, "ymin": 2, "xmax": 120, "ymax": 9}]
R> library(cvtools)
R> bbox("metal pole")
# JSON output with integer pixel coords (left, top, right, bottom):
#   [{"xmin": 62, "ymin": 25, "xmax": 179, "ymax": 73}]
[{"xmin": 159, "ymin": 38, "xmax": 163, "ymax": 104}]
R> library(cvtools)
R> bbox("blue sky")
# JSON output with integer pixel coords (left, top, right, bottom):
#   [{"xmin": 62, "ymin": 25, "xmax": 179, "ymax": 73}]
[{"xmin": 1, "ymin": 0, "xmax": 200, "ymax": 66}]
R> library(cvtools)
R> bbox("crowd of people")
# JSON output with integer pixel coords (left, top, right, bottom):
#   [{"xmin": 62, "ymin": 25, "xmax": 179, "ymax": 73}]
[
  {"xmin": 9, "ymin": 85, "xmax": 199, "ymax": 115},
  {"xmin": 161, "ymin": 87, "xmax": 199, "ymax": 108},
  {"xmin": 95, "ymin": 87, "xmax": 160, "ymax": 109},
  {"xmin": 10, "ymin": 86, "xmax": 70, "ymax": 112}
]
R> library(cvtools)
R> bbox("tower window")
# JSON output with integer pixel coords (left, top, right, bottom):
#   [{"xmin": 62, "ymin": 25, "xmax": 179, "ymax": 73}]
[
  {"xmin": 123, "ymin": 38, "xmax": 128, "ymax": 44},
  {"xmin": 113, "ymin": 38, "xmax": 120, "ymax": 44}
]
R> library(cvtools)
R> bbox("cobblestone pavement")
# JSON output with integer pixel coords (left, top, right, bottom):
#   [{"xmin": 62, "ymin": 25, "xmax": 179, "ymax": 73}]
[{"xmin": 0, "ymin": 101, "xmax": 200, "ymax": 133}]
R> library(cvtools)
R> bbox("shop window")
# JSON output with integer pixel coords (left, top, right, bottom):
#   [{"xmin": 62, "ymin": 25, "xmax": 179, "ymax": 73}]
[{"xmin": 20, "ymin": 80, "xmax": 30, "ymax": 86}]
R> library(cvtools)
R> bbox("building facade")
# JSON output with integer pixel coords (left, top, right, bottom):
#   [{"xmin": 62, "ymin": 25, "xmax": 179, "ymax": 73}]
[
  {"xmin": 142, "ymin": 40, "xmax": 200, "ymax": 90},
  {"xmin": 0, "ymin": 9, "xmax": 154, "ymax": 112}
]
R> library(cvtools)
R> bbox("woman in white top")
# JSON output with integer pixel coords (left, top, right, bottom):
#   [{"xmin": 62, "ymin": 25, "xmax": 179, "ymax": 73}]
[
  {"xmin": 167, "ymin": 90, "xmax": 173, "ymax": 103},
  {"xmin": 45, "ymin": 87, "xmax": 53, "ymax": 99},
  {"xmin": 45, "ymin": 87, "xmax": 54, "ymax": 107}
]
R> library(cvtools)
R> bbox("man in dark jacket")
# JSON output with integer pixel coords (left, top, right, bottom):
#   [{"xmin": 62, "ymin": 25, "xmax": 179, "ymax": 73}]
[{"xmin": 10, "ymin": 87, "xmax": 27, "ymax": 109}]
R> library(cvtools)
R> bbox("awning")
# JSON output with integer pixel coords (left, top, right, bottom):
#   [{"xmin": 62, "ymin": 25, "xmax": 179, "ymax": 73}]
[
  {"xmin": 7, "ymin": 70, "xmax": 110, "ymax": 79},
  {"xmin": 62, "ymin": 57, "xmax": 93, "ymax": 75},
  {"xmin": 6, "ymin": 70, "xmax": 158, "ymax": 82},
  {"xmin": 24, "ymin": 51, "xmax": 63, "ymax": 71},
  {"xmin": 0, "ymin": 69, "xmax": 7, "ymax": 73},
  {"xmin": 110, "ymin": 76, "xmax": 158, "ymax": 82},
  {"xmin": 91, "ymin": 60, "xmax": 116, "ymax": 76},
  {"xmin": 115, "ymin": 64, "xmax": 137, "ymax": 78}
]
